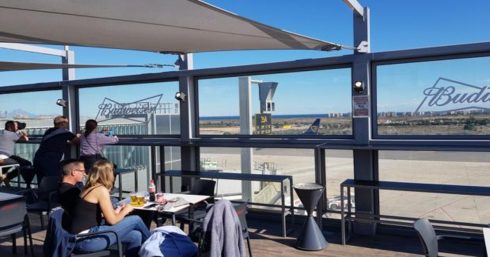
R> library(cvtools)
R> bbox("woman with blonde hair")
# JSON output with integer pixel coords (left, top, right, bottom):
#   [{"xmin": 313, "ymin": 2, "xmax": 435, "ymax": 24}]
[{"xmin": 70, "ymin": 160, "xmax": 150, "ymax": 257}]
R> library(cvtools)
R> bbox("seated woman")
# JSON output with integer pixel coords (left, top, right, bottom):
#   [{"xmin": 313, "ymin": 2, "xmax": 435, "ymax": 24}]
[
  {"xmin": 70, "ymin": 160, "xmax": 150, "ymax": 257},
  {"xmin": 79, "ymin": 119, "xmax": 118, "ymax": 172}
]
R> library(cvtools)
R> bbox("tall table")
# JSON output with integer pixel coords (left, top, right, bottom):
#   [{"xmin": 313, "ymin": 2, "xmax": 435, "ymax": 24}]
[
  {"xmin": 294, "ymin": 183, "xmax": 328, "ymax": 251},
  {"xmin": 161, "ymin": 170, "xmax": 294, "ymax": 237}
]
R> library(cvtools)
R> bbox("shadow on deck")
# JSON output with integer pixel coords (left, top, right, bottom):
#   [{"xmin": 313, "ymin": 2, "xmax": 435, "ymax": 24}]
[{"xmin": 0, "ymin": 212, "xmax": 485, "ymax": 257}]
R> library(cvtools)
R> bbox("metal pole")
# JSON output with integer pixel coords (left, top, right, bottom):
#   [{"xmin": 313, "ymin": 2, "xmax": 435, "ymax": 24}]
[
  {"xmin": 351, "ymin": 7, "xmax": 377, "ymax": 236},
  {"xmin": 239, "ymin": 77, "xmax": 253, "ymax": 202},
  {"xmin": 178, "ymin": 54, "xmax": 199, "ymax": 191},
  {"xmin": 61, "ymin": 46, "xmax": 78, "ymax": 158}
]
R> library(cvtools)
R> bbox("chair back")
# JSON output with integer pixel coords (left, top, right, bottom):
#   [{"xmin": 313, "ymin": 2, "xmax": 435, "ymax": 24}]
[
  {"xmin": 414, "ymin": 218, "xmax": 438, "ymax": 257},
  {"xmin": 43, "ymin": 208, "xmax": 76, "ymax": 257},
  {"xmin": 190, "ymin": 179, "xmax": 216, "ymax": 198},
  {"xmin": 38, "ymin": 176, "xmax": 60, "ymax": 201},
  {"xmin": 45, "ymin": 209, "xmax": 122, "ymax": 257},
  {"xmin": 233, "ymin": 203, "xmax": 249, "ymax": 238},
  {"xmin": 0, "ymin": 194, "xmax": 26, "ymax": 231}
]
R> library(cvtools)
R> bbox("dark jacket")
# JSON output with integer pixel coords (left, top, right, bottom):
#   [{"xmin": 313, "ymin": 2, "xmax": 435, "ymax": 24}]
[{"xmin": 43, "ymin": 208, "xmax": 76, "ymax": 257}]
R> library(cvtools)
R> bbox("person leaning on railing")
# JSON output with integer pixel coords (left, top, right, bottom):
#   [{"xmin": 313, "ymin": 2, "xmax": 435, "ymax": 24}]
[
  {"xmin": 33, "ymin": 116, "xmax": 80, "ymax": 184},
  {"xmin": 0, "ymin": 120, "xmax": 35, "ymax": 187},
  {"xmin": 79, "ymin": 119, "xmax": 119, "ymax": 172},
  {"xmin": 69, "ymin": 160, "xmax": 150, "ymax": 257}
]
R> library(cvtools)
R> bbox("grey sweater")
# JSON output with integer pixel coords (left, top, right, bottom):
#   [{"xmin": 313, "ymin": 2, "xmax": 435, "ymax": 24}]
[{"xmin": 202, "ymin": 199, "xmax": 245, "ymax": 257}]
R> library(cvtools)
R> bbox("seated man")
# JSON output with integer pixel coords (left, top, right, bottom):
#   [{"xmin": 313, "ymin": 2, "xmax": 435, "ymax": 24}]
[
  {"xmin": 59, "ymin": 159, "xmax": 85, "ymax": 220},
  {"xmin": 0, "ymin": 120, "xmax": 34, "ymax": 187}
]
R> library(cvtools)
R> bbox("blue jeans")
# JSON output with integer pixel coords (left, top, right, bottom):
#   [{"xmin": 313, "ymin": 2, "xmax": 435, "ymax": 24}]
[{"xmin": 75, "ymin": 215, "xmax": 151, "ymax": 257}]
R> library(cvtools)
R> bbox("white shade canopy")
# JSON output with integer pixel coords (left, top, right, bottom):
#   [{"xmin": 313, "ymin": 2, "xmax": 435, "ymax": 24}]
[
  {"xmin": 0, "ymin": 61, "xmax": 170, "ymax": 71},
  {"xmin": 0, "ymin": 0, "xmax": 342, "ymax": 53}
]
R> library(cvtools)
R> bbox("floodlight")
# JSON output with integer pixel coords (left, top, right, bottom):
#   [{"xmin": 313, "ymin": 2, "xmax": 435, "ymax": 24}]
[{"xmin": 353, "ymin": 81, "xmax": 364, "ymax": 93}]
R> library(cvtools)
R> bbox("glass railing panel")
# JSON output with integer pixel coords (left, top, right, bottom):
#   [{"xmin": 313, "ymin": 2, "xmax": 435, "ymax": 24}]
[{"xmin": 376, "ymin": 56, "xmax": 490, "ymax": 137}]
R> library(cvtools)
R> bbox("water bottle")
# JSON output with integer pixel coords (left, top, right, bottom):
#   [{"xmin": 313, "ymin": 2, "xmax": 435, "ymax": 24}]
[{"xmin": 149, "ymin": 179, "xmax": 156, "ymax": 202}]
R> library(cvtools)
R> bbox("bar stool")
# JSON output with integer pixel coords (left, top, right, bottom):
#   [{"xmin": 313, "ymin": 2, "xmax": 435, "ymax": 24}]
[
  {"xmin": 0, "ymin": 163, "xmax": 20, "ymax": 187},
  {"xmin": 294, "ymin": 183, "xmax": 328, "ymax": 251}
]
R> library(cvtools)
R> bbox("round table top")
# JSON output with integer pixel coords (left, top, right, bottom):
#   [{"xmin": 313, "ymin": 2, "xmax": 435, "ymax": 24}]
[{"xmin": 293, "ymin": 183, "xmax": 324, "ymax": 191}]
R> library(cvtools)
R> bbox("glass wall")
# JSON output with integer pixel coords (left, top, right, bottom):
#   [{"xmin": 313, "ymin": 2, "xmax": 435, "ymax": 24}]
[
  {"xmin": 198, "ymin": 68, "xmax": 352, "ymax": 136},
  {"xmin": 0, "ymin": 90, "xmax": 62, "ymax": 135},
  {"xmin": 104, "ymin": 145, "xmax": 153, "ymax": 192},
  {"xmin": 78, "ymin": 81, "xmax": 180, "ymax": 135},
  {"xmin": 376, "ymin": 56, "xmax": 490, "ymax": 136},
  {"xmin": 378, "ymin": 150, "xmax": 490, "ymax": 224},
  {"xmin": 325, "ymin": 150, "xmax": 354, "ymax": 218},
  {"xmin": 199, "ymin": 147, "xmax": 315, "ymax": 207}
]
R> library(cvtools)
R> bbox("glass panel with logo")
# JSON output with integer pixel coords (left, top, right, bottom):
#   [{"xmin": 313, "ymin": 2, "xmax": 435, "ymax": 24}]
[
  {"xmin": 376, "ymin": 57, "xmax": 490, "ymax": 136},
  {"xmin": 198, "ymin": 68, "xmax": 352, "ymax": 136},
  {"xmin": 78, "ymin": 82, "xmax": 179, "ymax": 135},
  {"xmin": 0, "ymin": 90, "xmax": 62, "ymax": 135}
]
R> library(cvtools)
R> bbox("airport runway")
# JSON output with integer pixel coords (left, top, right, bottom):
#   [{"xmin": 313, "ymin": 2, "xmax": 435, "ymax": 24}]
[{"xmin": 201, "ymin": 147, "xmax": 489, "ymax": 162}]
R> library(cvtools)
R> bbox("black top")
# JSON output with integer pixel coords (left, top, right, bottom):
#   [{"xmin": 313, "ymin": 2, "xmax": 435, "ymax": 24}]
[
  {"xmin": 37, "ymin": 127, "xmax": 76, "ymax": 155},
  {"xmin": 59, "ymin": 183, "xmax": 82, "ymax": 216},
  {"xmin": 70, "ymin": 187, "xmax": 102, "ymax": 234},
  {"xmin": 59, "ymin": 183, "xmax": 82, "ymax": 231}
]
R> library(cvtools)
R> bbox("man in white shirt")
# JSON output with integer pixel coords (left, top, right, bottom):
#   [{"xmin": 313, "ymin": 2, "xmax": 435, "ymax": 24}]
[{"xmin": 0, "ymin": 120, "xmax": 33, "ymax": 186}]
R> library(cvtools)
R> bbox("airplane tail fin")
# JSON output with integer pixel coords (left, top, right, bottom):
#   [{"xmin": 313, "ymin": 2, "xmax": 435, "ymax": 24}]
[{"xmin": 304, "ymin": 118, "xmax": 320, "ymax": 135}]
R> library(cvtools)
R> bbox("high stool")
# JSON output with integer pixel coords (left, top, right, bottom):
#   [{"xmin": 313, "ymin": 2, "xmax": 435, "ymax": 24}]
[
  {"xmin": 0, "ymin": 163, "xmax": 20, "ymax": 187},
  {"xmin": 294, "ymin": 183, "xmax": 328, "ymax": 251}
]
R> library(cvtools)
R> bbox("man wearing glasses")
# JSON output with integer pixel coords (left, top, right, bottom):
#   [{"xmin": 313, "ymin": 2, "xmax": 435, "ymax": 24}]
[{"xmin": 59, "ymin": 158, "xmax": 86, "ymax": 229}]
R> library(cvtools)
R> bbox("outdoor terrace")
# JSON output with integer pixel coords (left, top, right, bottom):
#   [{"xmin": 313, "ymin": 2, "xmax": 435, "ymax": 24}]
[{"xmin": 0, "ymin": 212, "xmax": 485, "ymax": 257}]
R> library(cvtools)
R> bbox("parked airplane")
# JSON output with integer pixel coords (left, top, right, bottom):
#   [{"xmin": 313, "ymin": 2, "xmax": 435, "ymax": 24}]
[{"xmin": 303, "ymin": 118, "xmax": 321, "ymax": 135}]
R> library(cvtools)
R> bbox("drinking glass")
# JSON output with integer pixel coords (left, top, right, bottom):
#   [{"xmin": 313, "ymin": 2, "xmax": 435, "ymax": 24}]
[
  {"xmin": 136, "ymin": 193, "xmax": 145, "ymax": 207},
  {"xmin": 130, "ymin": 193, "xmax": 138, "ymax": 206}
]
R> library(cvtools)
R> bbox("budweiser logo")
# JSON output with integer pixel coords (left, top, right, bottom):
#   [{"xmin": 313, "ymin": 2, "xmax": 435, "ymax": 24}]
[
  {"xmin": 415, "ymin": 77, "xmax": 490, "ymax": 113},
  {"xmin": 96, "ymin": 94, "xmax": 162, "ymax": 121}
]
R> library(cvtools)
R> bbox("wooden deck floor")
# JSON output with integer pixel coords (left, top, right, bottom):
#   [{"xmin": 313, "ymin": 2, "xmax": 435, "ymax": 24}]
[{"xmin": 0, "ymin": 212, "xmax": 485, "ymax": 257}]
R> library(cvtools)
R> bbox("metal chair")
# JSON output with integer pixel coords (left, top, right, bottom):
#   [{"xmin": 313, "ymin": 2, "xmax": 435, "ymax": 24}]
[
  {"xmin": 414, "ymin": 218, "xmax": 439, "ymax": 257},
  {"xmin": 197, "ymin": 200, "xmax": 247, "ymax": 257},
  {"xmin": 25, "ymin": 176, "xmax": 60, "ymax": 229},
  {"xmin": 233, "ymin": 202, "xmax": 253, "ymax": 257},
  {"xmin": 0, "ymin": 193, "xmax": 34, "ymax": 257},
  {"xmin": 187, "ymin": 200, "xmax": 253, "ymax": 256},
  {"xmin": 44, "ymin": 208, "xmax": 123, "ymax": 257},
  {"xmin": 413, "ymin": 218, "xmax": 478, "ymax": 257},
  {"xmin": 174, "ymin": 179, "xmax": 216, "ymax": 229}
]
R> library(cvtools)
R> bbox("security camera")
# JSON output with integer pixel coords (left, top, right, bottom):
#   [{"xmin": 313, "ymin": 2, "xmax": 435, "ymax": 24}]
[{"xmin": 175, "ymin": 92, "xmax": 186, "ymax": 102}]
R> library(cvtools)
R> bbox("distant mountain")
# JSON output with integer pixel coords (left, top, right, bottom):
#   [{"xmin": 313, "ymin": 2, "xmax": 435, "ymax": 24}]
[{"xmin": 5, "ymin": 109, "xmax": 37, "ymax": 119}]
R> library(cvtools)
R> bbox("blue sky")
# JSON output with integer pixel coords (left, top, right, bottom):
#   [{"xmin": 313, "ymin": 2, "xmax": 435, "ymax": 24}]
[{"xmin": 0, "ymin": 0, "xmax": 489, "ymax": 116}]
